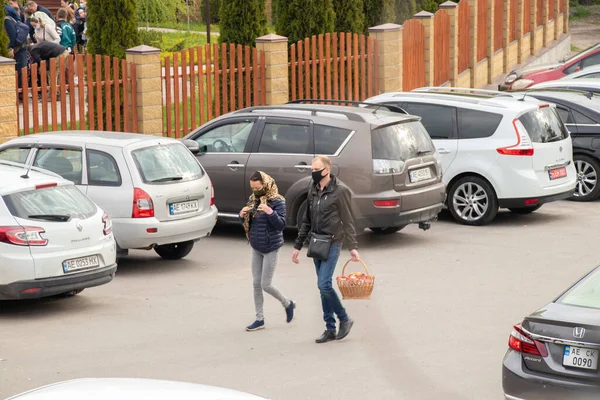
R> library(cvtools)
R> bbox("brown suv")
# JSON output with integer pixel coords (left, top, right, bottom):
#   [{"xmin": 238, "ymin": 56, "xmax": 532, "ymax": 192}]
[{"xmin": 183, "ymin": 103, "xmax": 446, "ymax": 234}]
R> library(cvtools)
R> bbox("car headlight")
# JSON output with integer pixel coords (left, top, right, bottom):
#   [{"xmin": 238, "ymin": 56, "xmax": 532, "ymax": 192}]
[
  {"xmin": 505, "ymin": 73, "xmax": 518, "ymax": 83},
  {"xmin": 510, "ymin": 79, "xmax": 534, "ymax": 90}
]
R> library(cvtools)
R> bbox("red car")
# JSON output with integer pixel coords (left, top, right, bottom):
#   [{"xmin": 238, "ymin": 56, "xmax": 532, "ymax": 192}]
[{"xmin": 499, "ymin": 43, "xmax": 600, "ymax": 91}]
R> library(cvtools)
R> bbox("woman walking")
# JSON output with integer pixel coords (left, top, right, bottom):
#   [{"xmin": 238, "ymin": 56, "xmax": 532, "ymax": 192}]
[
  {"xmin": 29, "ymin": 16, "xmax": 59, "ymax": 43},
  {"xmin": 240, "ymin": 171, "xmax": 295, "ymax": 332}
]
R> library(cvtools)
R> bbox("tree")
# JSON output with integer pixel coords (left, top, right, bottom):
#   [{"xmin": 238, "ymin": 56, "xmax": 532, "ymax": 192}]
[
  {"xmin": 275, "ymin": 0, "xmax": 335, "ymax": 45},
  {"xmin": 137, "ymin": 0, "xmax": 194, "ymax": 27},
  {"xmin": 87, "ymin": 0, "xmax": 139, "ymax": 59},
  {"xmin": 415, "ymin": 0, "xmax": 445, "ymax": 13},
  {"xmin": 364, "ymin": 0, "xmax": 396, "ymax": 29},
  {"xmin": 200, "ymin": 0, "xmax": 221, "ymax": 24},
  {"xmin": 395, "ymin": 0, "xmax": 417, "ymax": 24},
  {"xmin": 332, "ymin": 0, "xmax": 364, "ymax": 33},
  {"xmin": 0, "ymin": 6, "xmax": 9, "ymax": 58},
  {"xmin": 219, "ymin": 0, "xmax": 268, "ymax": 47}
]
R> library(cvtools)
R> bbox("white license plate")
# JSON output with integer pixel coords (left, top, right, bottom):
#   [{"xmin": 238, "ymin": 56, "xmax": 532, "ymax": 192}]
[
  {"xmin": 63, "ymin": 255, "xmax": 100, "ymax": 273},
  {"xmin": 409, "ymin": 167, "xmax": 432, "ymax": 183},
  {"xmin": 563, "ymin": 345, "xmax": 599, "ymax": 370},
  {"xmin": 169, "ymin": 200, "xmax": 199, "ymax": 215}
]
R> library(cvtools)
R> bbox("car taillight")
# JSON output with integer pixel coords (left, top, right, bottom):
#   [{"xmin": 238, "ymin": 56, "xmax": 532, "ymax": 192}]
[
  {"xmin": 374, "ymin": 200, "xmax": 398, "ymax": 208},
  {"xmin": 102, "ymin": 213, "xmax": 112, "ymax": 235},
  {"xmin": 508, "ymin": 324, "xmax": 547, "ymax": 357},
  {"xmin": 497, "ymin": 118, "xmax": 534, "ymax": 156},
  {"xmin": 0, "ymin": 226, "xmax": 48, "ymax": 246},
  {"xmin": 210, "ymin": 181, "xmax": 215, "ymax": 206},
  {"xmin": 132, "ymin": 188, "xmax": 154, "ymax": 218}
]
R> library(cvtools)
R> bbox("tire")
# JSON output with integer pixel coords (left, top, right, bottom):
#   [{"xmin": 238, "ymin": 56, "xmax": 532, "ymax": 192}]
[
  {"xmin": 448, "ymin": 176, "xmax": 498, "ymax": 226},
  {"xmin": 296, "ymin": 199, "xmax": 307, "ymax": 230},
  {"xmin": 508, "ymin": 205, "xmax": 542, "ymax": 214},
  {"xmin": 571, "ymin": 155, "xmax": 600, "ymax": 202},
  {"xmin": 369, "ymin": 226, "xmax": 406, "ymax": 234},
  {"xmin": 154, "ymin": 240, "xmax": 195, "ymax": 260}
]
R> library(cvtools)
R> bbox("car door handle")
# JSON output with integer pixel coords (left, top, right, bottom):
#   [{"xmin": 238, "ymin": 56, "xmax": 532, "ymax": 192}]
[
  {"xmin": 437, "ymin": 149, "xmax": 451, "ymax": 154},
  {"xmin": 227, "ymin": 163, "xmax": 245, "ymax": 170},
  {"xmin": 294, "ymin": 164, "xmax": 310, "ymax": 171}
]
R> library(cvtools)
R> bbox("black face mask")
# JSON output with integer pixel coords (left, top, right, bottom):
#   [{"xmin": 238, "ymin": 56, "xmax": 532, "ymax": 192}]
[
  {"xmin": 253, "ymin": 189, "xmax": 266, "ymax": 197},
  {"xmin": 312, "ymin": 168, "xmax": 326, "ymax": 184}
]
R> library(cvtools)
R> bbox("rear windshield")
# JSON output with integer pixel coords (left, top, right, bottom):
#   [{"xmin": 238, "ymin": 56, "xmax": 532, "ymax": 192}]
[
  {"xmin": 3, "ymin": 185, "xmax": 97, "ymax": 221},
  {"xmin": 557, "ymin": 267, "xmax": 600, "ymax": 309},
  {"xmin": 371, "ymin": 121, "xmax": 435, "ymax": 161},
  {"xmin": 132, "ymin": 143, "xmax": 204, "ymax": 184},
  {"xmin": 518, "ymin": 106, "xmax": 569, "ymax": 143}
]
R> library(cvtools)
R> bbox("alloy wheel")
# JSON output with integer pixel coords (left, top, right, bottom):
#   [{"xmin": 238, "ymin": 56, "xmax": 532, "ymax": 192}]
[
  {"xmin": 452, "ymin": 182, "xmax": 489, "ymax": 222},
  {"xmin": 574, "ymin": 159, "xmax": 598, "ymax": 198}
]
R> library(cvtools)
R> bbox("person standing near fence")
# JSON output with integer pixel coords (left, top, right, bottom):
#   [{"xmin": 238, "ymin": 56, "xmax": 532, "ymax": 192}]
[
  {"xmin": 56, "ymin": 9, "xmax": 76, "ymax": 53},
  {"xmin": 4, "ymin": 4, "xmax": 29, "ymax": 100},
  {"xmin": 30, "ymin": 17, "xmax": 60, "ymax": 44},
  {"xmin": 292, "ymin": 155, "xmax": 360, "ymax": 344},
  {"xmin": 240, "ymin": 171, "xmax": 295, "ymax": 332}
]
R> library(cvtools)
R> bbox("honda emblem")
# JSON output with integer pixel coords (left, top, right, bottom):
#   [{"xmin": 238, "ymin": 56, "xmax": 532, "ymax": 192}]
[{"xmin": 573, "ymin": 327, "xmax": 586, "ymax": 339}]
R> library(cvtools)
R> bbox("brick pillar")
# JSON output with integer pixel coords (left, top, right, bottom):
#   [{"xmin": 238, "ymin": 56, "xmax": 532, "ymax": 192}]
[
  {"xmin": 554, "ymin": 0, "xmax": 560, "ymax": 39},
  {"xmin": 517, "ymin": 0, "xmax": 525, "ymax": 62},
  {"xmin": 256, "ymin": 34, "xmax": 289, "ymax": 105},
  {"xmin": 415, "ymin": 11, "xmax": 435, "ymax": 87},
  {"xmin": 125, "ymin": 45, "xmax": 162, "ymax": 136},
  {"xmin": 542, "ymin": 0, "xmax": 549, "ymax": 47},
  {"xmin": 440, "ymin": 2, "xmax": 459, "ymax": 86},
  {"xmin": 368, "ymin": 24, "xmax": 403, "ymax": 93},
  {"xmin": 503, "ymin": 0, "xmax": 511, "ymax": 73},
  {"xmin": 563, "ymin": 0, "xmax": 569, "ymax": 33},
  {"xmin": 487, "ymin": 0, "xmax": 495, "ymax": 83},
  {"xmin": 468, "ymin": 0, "xmax": 479, "ymax": 87},
  {"xmin": 0, "ymin": 58, "xmax": 18, "ymax": 144},
  {"xmin": 531, "ymin": 0, "xmax": 539, "ymax": 55}
]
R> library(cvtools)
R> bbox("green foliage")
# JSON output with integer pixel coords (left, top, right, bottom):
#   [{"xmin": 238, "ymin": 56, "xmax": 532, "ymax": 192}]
[
  {"xmin": 87, "ymin": 0, "xmax": 139, "ymax": 59},
  {"xmin": 219, "ymin": 0, "xmax": 268, "ymax": 47},
  {"xmin": 364, "ymin": 0, "xmax": 396, "ymax": 29},
  {"xmin": 395, "ymin": 0, "xmax": 417, "ymax": 24},
  {"xmin": 332, "ymin": 0, "xmax": 365, "ymax": 33},
  {"xmin": 571, "ymin": 4, "xmax": 592, "ymax": 19},
  {"xmin": 0, "ymin": 6, "xmax": 9, "ymax": 58},
  {"xmin": 275, "ymin": 0, "xmax": 335, "ymax": 45},
  {"xmin": 419, "ymin": 0, "xmax": 441, "ymax": 13},
  {"xmin": 138, "ymin": 29, "xmax": 164, "ymax": 48},
  {"xmin": 200, "ymin": 0, "xmax": 221, "ymax": 24},
  {"xmin": 137, "ymin": 0, "xmax": 195, "ymax": 25}
]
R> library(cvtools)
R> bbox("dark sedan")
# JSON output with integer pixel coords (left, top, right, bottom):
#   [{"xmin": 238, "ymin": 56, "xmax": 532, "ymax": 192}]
[{"xmin": 502, "ymin": 265, "xmax": 600, "ymax": 400}]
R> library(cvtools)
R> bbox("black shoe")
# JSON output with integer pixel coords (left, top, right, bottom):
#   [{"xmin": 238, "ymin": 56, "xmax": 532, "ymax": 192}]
[
  {"xmin": 315, "ymin": 330, "xmax": 336, "ymax": 344},
  {"xmin": 246, "ymin": 320, "xmax": 265, "ymax": 331},
  {"xmin": 336, "ymin": 319, "xmax": 354, "ymax": 341},
  {"xmin": 285, "ymin": 300, "xmax": 295, "ymax": 323}
]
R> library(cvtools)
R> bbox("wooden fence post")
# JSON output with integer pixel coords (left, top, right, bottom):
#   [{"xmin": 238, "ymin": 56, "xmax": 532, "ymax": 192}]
[
  {"xmin": 415, "ymin": 11, "xmax": 435, "ymax": 87},
  {"xmin": 368, "ymin": 23, "xmax": 402, "ymax": 93},
  {"xmin": 440, "ymin": 2, "xmax": 459, "ymax": 87},
  {"xmin": 126, "ymin": 45, "xmax": 162, "ymax": 136},
  {"xmin": 256, "ymin": 34, "xmax": 289, "ymax": 105},
  {"xmin": 0, "ymin": 57, "xmax": 18, "ymax": 143}
]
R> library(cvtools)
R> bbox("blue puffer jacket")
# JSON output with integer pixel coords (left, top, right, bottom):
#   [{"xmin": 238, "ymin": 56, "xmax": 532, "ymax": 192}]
[{"xmin": 248, "ymin": 198, "xmax": 286, "ymax": 254}]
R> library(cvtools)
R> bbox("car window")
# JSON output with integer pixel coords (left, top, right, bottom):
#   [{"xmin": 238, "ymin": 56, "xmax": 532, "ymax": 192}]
[
  {"xmin": 132, "ymin": 143, "xmax": 204, "ymax": 184},
  {"xmin": 573, "ymin": 110, "xmax": 597, "ymax": 125},
  {"xmin": 0, "ymin": 147, "xmax": 30, "ymax": 163},
  {"xmin": 87, "ymin": 150, "xmax": 121, "ymax": 186},
  {"xmin": 457, "ymin": 109, "xmax": 503, "ymax": 139},
  {"xmin": 518, "ymin": 107, "xmax": 569, "ymax": 143},
  {"xmin": 402, "ymin": 103, "xmax": 455, "ymax": 139},
  {"xmin": 3, "ymin": 185, "xmax": 97, "ymax": 221},
  {"xmin": 557, "ymin": 268, "xmax": 600, "ymax": 309},
  {"xmin": 581, "ymin": 52, "xmax": 600, "ymax": 69},
  {"xmin": 194, "ymin": 120, "xmax": 255, "ymax": 153},
  {"xmin": 33, "ymin": 148, "xmax": 83, "ymax": 185},
  {"xmin": 565, "ymin": 61, "xmax": 582, "ymax": 75},
  {"xmin": 556, "ymin": 107, "xmax": 574, "ymax": 124},
  {"xmin": 314, "ymin": 125, "xmax": 352, "ymax": 155},
  {"xmin": 258, "ymin": 122, "xmax": 311, "ymax": 154}
]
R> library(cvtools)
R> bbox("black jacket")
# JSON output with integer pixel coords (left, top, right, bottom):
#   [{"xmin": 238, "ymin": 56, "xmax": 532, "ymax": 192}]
[
  {"xmin": 29, "ymin": 42, "xmax": 66, "ymax": 64},
  {"xmin": 294, "ymin": 175, "xmax": 358, "ymax": 251}
]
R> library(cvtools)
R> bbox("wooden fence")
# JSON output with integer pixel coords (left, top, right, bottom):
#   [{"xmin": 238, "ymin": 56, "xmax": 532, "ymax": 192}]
[
  {"xmin": 17, "ymin": 54, "xmax": 137, "ymax": 135},
  {"xmin": 536, "ymin": 0, "xmax": 544, "ymax": 26},
  {"xmin": 524, "ymin": 0, "xmax": 532, "ymax": 33},
  {"xmin": 163, "ymin": 44, "xmax": 267, "ymax": 138},
  {"xmin": 510, "ymin": 0, "xmax": 518, "ymax": 42},
  {"xmin": 288, "ymin": 33, "xmax": 379, "ymax": 102},
  {"xmin": 434, "ymin": 10, "xmax": 450, "ymax": 86},
  {"xmin": 458, "ymin": 0, "xmax": 471, "ymax": 74},
  {"xmin": 549, "ymin": 0, "xmax": 555, "ymax": 19},
  {"xmin": 494, "ymin": 0, "xmax": 504, "ymax": 52},
  {"xmin": 403, "ymin": 19, "xmax": 425, "ymax": 91},
  {"xmin": 477, "ymin": 0, "xmax": 488, "ymax": 62}
]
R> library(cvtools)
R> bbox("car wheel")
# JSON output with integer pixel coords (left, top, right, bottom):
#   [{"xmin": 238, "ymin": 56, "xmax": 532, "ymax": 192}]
[
  {"xmin": 63, "ymin": 289, "xmax": 84, "ymax": 297},
  {"xmin": 369, "ymin": 226, "xmax": 406, "ymax": 234},
  {"xmin": 508, "ymin": 205, "xmax": 542, "ymax": 214},
  {"xmin": 572, "ymin": 155, "xmax": 600, "ymax": 202},
  {"xmin": 296, "ymin": 199, "xmax": 307, "ymax": 230},
  {"xmin": 154, "ymin": 241, "xmax": 195, "ymax": 260},
  {"xmin": 448, "ymin": 176, "xmax": 498, "ymax": 226}
]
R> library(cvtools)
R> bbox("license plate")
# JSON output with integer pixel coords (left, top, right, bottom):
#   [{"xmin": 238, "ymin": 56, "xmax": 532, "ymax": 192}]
[
  {"xmin": 409, "ymin": 167, "xmax": 432, "ymax": 183},
  {"xmin": 563, "ymin": 345, "xmax": 599, "ymax": 370},
  {"xmin": 549, "ymin": 167, "xmax": 567, "ymax": 180},
  {"xmin": 169, "ymin": 200, "xmax": 199, "ymax": 215},
  {"xmin": 63, "ymin": 255, "xmax": 100, "ymax": 273}
]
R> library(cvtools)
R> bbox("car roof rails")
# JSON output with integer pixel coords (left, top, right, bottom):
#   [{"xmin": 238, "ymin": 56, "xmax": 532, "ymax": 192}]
[
  {"xmin": 411, "ymin": 87, "xmax": 516, "ymax": 98},
  {"xmin": 286, "ymin": 99, "xmax": 409, "ymax": 115},
  {"xmin": 509, "ymin": 88, "xmax": 596, "ymax": 100}
]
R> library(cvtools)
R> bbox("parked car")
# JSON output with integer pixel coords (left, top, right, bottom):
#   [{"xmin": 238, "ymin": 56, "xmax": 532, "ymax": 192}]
[
  {"xmin": 5, "ymin": 378, "xmax": 270, "ymax": 399},
  {"xmin": 0, "ymin": 161, "xmax": 116, "ymax": 300},
  {"xmin": 507, "ymin": 89, "xmax": 600, "ymax": 201},
  {"xmin": 502, "ymin": 265, "xmax": 600, "ymax": 400},
  {"xmin": 560, "ymin": 64, "xmax": 600, "ymax": 80},
  {"xmin": 499, "ymin": 43, "xmax": 600, "ymax": 91},
  {"xmin": 529, "ymin": 78, "xmax": 600, "ymax": 95},
  {"xmin": 182, "ymin": 103, "xmax": 446, "ymax": 234},
  {"xmin": 0, "ymin": 132, "xmax": 218, "ymax": 260},
  {"xmin": 364, "ymin": 88, "xmax": 577, "ymax": 226}
]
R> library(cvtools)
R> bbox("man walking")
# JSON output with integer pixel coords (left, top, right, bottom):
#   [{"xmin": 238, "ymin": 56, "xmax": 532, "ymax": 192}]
[
  {"xmin": 55, "ymin": 8, "xmax": 76, "ymax": 52},
  {"xmin": 292, "ymin": 155, "xmax": 360, "ymax": 343}
]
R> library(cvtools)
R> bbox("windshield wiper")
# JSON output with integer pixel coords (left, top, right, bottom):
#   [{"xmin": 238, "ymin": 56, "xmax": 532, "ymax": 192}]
[
  {"xmin": 151, "ymin": 176, "xmax": 184, "ymax": 182},
  {"xmin": 417, "ymin": 150, "xmax": 432, "ymax": 155},
  {"xmin": 28, "ymin": 214, "xmax": 70, "ymax": 222}
]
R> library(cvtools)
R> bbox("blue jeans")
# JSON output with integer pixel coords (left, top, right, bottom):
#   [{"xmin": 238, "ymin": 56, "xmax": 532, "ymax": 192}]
[{"xmin": 314, "ymin": 242, "xmax": 348, "ymax": 331}]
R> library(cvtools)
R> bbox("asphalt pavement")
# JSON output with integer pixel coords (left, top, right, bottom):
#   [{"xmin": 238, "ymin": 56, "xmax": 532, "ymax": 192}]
[{"xmin": 1, "ymin": 200, "xmax": 599, "ymax": 400}]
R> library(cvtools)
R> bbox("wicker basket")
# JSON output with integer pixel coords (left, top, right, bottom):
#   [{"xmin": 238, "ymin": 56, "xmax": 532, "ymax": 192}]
[{"xmin": 336, "ymin": 259, "xmax": 375, "ymax": 300}]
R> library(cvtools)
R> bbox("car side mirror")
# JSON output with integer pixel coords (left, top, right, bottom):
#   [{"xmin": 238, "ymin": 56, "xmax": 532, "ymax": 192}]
[{"xmin": 182, "ymin": 139, "xmax": 202, "ymax": 155}]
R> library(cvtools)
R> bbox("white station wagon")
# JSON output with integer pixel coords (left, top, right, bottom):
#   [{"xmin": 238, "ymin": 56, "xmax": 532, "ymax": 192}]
[{"xmin": 0, "ymin": 132, "xmax": 218, "ymax": 260}]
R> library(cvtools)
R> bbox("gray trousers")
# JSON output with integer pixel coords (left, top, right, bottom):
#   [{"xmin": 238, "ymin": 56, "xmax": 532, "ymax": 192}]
[{"xmin": 251, "ymin": 248, "xmax": 290, "ymax": 321}]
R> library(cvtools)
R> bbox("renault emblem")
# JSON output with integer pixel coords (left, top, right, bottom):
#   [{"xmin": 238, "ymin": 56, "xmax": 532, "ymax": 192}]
[
  {"xmin": 573, "ymin": 327, "xmax": 585, "ymax": 339},
  {"xmin": 76, "ymin": 221, "xmax": 83, "ymax": 232}
]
